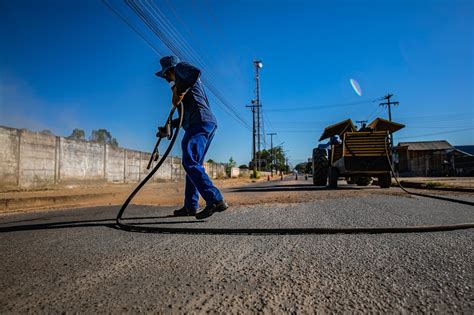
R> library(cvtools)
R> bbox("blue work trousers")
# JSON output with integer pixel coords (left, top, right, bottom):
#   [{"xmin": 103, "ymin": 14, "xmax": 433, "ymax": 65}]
[{"xmin": 181, "ymin": 122, "xmax": 223, "ymax": 210}]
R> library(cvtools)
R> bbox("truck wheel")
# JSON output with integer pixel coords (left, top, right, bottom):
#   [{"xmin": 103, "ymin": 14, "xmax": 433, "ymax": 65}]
[
  {"xmin": 355, "ymin": 176, "xmax": 373, "ymax": 186},
  {"xmin": 312, "ymin": 148, "xmax": 328, "ymax": 186},
  {"xmin": 378, "ymin": 173, "xmax": 391, "ymax": 188},
  {"xmin": 328, "ymin": 167, "xmax": 339, "ymax": 188}
]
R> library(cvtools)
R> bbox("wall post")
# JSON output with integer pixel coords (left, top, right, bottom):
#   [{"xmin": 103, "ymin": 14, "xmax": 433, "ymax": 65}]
[{"xmin": 16, "ymin": 129, "xmax": 21, "ymax": 186}]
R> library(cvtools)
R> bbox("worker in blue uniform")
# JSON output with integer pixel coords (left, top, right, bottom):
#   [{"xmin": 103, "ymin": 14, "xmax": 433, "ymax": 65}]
[{"xmin": 156, "ymin": 56, "xmax": 228, "ymax": 219}]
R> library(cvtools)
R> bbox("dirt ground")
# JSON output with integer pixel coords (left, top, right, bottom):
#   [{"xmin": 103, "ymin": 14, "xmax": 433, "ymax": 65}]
[{"xmin": 399, "ymin": 177, "xmax": 474, "ymax": 188}]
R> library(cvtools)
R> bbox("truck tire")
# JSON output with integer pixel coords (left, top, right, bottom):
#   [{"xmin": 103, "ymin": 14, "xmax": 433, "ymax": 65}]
[
  {"xmin": 328, "ymin": 167, "xmax": 339, "ymax": 188},
  {"xmin": 312, "ymin": 148, "xmax": 329, "ymax": 186},
  {"xmin": 378, "ymin": 173, "xmax": 391, "ymax": 188},
  {"xmin": 355, "ymin": 176, "xmax": 373, "ymax": 186}
]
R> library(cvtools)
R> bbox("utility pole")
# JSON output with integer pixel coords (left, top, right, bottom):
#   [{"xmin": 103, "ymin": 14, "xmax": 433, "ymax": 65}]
[
  {"xmin": 379, "ymin": 93, "xmax": 399, "ymax": 148},
  {"xmin": 253, "ymin": 60, "xmax": 263, "ymax": 170},
  {"xmin": 246, "ymin": 103, "xmax": 257, "ymax": 173},
  {"xmin": 267, "ymin": 132, "xmax": 276, "ymax": 176}
]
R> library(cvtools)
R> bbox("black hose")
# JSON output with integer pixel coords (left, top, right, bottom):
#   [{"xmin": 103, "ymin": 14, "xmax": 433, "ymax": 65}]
[
  {"xmin": 384, "ymin": 137, "xmax": 474, "ymax": 207},
  {"xmin": 116, "ymin": 103, "xmax": 184, "ymax": 224},
  {"xmin": 116, "ymin": 123, "xmax": 473, "ymax": 235}
]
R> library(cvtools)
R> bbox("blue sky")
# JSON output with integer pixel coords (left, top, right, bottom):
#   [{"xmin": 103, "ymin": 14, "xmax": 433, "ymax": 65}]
[{"xmin": 1, "ymin": 0, "xmax": 473, "ymax": 166}]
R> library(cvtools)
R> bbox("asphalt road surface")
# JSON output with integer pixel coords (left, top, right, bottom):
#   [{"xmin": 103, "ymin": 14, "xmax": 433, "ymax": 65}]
[{"xmin": 1, "ymin": 179, "xmax": 473, "ymax": 313}]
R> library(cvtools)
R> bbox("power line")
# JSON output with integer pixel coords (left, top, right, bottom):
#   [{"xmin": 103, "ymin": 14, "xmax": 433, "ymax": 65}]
[
  {"xmin": 396, "ymin": 112, "xmax": 473, "ymax": 120},
  {"xmin": 104, "ymin": 0, "xmax": 251, "ymax": 130},
  {"xmin": 265, "ymin": 99, "xmax": 375, "ymax": 113},
  {"xmin": 135, "ymin": 0, "xmax": 250, "ymax": 129},
  {"xmin": 101, "ymin": 0, "xmax": 166, "ymax": 56},
  {"xmin": 397, "ymin": 128, "xmax": 474, "ymax": 140}
]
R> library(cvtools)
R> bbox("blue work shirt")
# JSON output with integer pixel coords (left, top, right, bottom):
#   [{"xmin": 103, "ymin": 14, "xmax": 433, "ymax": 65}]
[{"xmin": 175, "ymin": 62, "xmax": 217, "ymax": 130}]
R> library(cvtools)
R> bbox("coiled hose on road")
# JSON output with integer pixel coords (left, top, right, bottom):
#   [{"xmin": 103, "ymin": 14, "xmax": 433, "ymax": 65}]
[{"xmin": 116, "ymin": 111, "xmax": 474, "ymax": 235}]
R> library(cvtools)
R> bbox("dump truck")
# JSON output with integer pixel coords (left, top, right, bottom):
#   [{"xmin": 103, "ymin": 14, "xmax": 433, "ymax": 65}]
[{"xmin": 312, "ymin": 117, "xmax": 405, "ymax": 188}]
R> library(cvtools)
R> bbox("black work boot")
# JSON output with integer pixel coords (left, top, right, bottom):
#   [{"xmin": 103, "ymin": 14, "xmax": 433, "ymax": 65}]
[
  {"xmin": 195, "ymin": 200, "xmax": 229, "ymax": 220},
  {"xmin": 173, "ymin": 206, "xmax": 197, "ymax": 217}
]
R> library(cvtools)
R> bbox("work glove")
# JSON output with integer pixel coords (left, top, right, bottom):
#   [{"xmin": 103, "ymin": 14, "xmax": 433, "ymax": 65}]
[{"xmin": 156, "ymin": 125, "xmax": 170, "ymax": 138}]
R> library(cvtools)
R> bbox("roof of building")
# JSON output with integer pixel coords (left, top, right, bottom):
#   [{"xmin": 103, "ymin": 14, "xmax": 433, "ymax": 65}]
[
  {"xmin": 396, "ymin": 140, "xmax": 453, "ymax": 151},
  {"xmin": 455, "ymin": 145, "xmax": 474, "ymax": 156}
]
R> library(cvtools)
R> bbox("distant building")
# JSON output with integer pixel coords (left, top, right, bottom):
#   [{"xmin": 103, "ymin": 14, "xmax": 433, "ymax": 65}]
[
  {"xmin": 455, "ymin": 145, "xmax": 474, "ymax": 156},
  {"xmin": 394, "ymin": 140, "xmax": 474, "ymax": 176}
]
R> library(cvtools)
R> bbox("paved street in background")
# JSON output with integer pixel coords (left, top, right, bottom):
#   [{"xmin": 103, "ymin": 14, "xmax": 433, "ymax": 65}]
[{"xmin": 1, "ymin": 178, "xmax": 473, "ymax": 313}]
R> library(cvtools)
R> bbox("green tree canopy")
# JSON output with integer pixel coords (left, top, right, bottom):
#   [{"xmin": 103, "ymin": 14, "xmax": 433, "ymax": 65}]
[
  {"xmin": 295, "ymin": 162, "xmax": 312, "ymax": 174},
  {"xmin": 90, "ymin": 129, "xmax": 118, "ymax": 146},
  {"xmin": 67, "ymin": 128, "xmax": 86, "ymax": 141},
  {"xmin": 225, "ymin": 157, "xmax": 237, "ymax": 175},
  {"xmin": 254, "ymin": 146, "xmax": 287, "ymax": 172}
]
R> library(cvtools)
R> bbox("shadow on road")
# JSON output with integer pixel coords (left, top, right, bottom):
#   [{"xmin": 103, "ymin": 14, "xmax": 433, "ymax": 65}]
[
  {"xmin": 0, "ymin": 215, "xmax": 205, "ymax": 233},
  {"xmin": 231, "ymin": 183, "xmax": 361, "ymax": 193}
]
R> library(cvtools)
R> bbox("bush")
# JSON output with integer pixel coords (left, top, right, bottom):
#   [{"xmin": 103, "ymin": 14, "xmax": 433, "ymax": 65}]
[{"xmin": 250, "ymin": 170, "xmax": 261, "ymax": 179}]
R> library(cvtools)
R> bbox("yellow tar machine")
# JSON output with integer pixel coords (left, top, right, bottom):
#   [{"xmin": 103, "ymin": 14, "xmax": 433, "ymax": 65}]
[{"xmin": 312, "ymin": 117, "xmax": 405, "ymax": 188}]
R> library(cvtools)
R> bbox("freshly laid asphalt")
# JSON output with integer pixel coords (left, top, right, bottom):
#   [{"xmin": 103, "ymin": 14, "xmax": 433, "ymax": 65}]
[{"xmin": 0, "ymin": 180, "xmax": 473, "ymax": 313}]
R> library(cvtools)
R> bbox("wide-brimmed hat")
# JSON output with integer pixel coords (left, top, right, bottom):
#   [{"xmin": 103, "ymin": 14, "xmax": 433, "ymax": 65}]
[{"xmin": 155, "ymin": 55, "xmax": 179, "ymax": 77}]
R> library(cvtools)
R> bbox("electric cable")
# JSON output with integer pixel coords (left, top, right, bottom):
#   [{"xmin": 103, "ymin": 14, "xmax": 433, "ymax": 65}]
[
  {"xmin": 397, "ymin": 128, "xmax": 474, "ymax": 140},
  {"xmin": 384, "ymin": 137, "xmax": 474, "ymax": 207},
  {"xmin": 266, "ymin": 99, "xmax": 374, "ymax": 113},
  {"xmin": 101, "ymin": 0, "xmax": 166, "ymax": 56},
  {"xmin": 104, "ymin": 0, "xmax": 250, "ymax": 130}
]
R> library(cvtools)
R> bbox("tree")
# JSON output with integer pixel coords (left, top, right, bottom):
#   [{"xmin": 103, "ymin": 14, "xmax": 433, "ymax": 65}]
[
  {"xmin": 225, "ymin": 157, "xmax": 237, "ymax": 176},
  {"xmin": 254, "ymin": 145, "xmax": 287, "ymax": 172},
  {"xmin": 295, "ymin": 162, "xmax": 312, "ymax": 173},
  {"xmin": 67, "ymin": 128, "xmax": 86, "ymax": 141},
  {"xmin": 90, "ymin": 129, "xmax": 119, "ymax": 146},
  {"xmin": 238, "ymin": 164, "xmax": 249, "ymax": 169},
  {"xmin": 295, "ymin": 162, "xmax": 306, "ymax": 173},
  {"xmin": 207, "ymin": 159, "xmax": 215, "ymax": 164}
]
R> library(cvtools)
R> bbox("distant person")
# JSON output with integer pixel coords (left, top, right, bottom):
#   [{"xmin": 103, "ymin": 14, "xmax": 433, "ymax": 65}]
[
  {"xmin": 155, "ymin": 56, "xmax": 228, "ymax": 219},
  {"xmin": 330, "ymin": 135, "xmax": 341, "ymax": 145},
  {"xmin": 360, "ymin": 123, "xmax": 373, "ymax": 131}
]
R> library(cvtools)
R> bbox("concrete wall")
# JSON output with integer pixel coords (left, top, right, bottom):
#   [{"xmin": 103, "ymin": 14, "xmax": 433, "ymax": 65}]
[
  {"xmin": 0, "ymin": 126, "xmax": 226, "ymax": 189},
  {"xmin": 60, "ymin": 138, "xmax": 105, "ymax": 181},
  {"xmin": 0, "ymin": 127, "xmax": 20, "ymax": 187},
  {"xmin": 18, "ymin": 130, "xmax": 57, "ymax": 187},
  {"xmin": 230, "ymin": 167, "xmax": 240, "ymax": 178},
  {"xmin": 226, "ymin": 167, "xmax": 274, "ymax": 178},
  {"xmin": 204, "ymin": 162, "xmax": 226, "ymax": 179}
]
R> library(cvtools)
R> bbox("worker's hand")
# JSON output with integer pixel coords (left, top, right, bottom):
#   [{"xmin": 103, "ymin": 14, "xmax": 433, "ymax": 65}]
[
  {"xmin": 156, "ymin": 126, "xmax": 170, "ymax": 138},
  {"xmin": 172, "ymin": 86, "xmax": 185, "ymax": 107}
]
